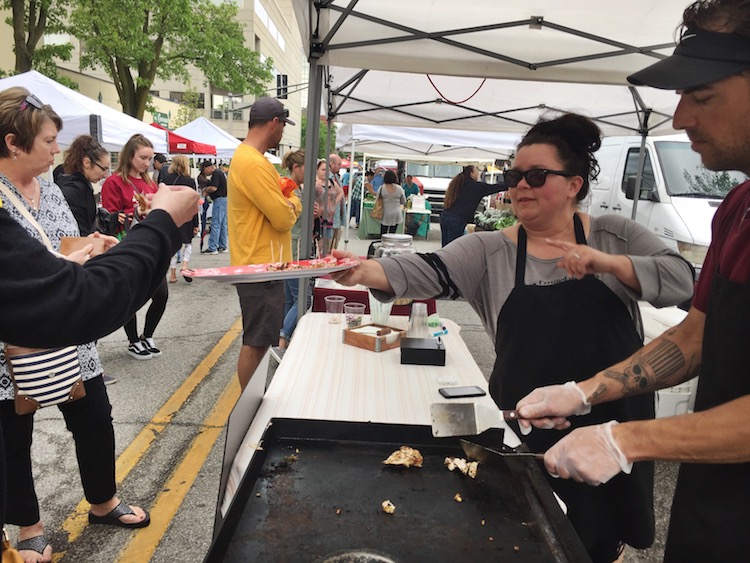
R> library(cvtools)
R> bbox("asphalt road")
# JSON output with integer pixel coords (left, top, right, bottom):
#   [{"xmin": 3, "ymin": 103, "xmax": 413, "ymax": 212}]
[{"xmin": 6, "ymin": 225, "xmax": 677, "ymax": 562}]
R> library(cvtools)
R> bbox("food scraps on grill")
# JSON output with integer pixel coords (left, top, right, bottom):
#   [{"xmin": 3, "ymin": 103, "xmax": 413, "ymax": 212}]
[
  {"xmin": 381, "ymin": 500, "xmax": 396, "ymax": 514},
  {"xmin": 382, "ymin": 446, "xmax": 424, "ymax": 468},
  {"xmin": 453, "ymin": 493, "xmax": 463, "ymax": 503},
  {"xmin": 444, "ymin": 456, "xmax": 478, "ymax": 478}
]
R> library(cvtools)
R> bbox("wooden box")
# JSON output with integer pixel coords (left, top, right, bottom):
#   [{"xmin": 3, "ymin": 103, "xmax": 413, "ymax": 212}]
[{"xmin": 342, "ymin": 324, "xmax": 407, "ymax": 353}]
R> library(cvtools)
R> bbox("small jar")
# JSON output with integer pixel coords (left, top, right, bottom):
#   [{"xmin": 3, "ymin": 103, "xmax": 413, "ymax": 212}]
[{"xmin": 373, "ymin": 233, "xmax": 416, "ymax": 259}]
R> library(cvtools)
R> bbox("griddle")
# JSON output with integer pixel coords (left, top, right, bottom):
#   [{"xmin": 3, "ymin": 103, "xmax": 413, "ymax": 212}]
[{"xmin": 206, "ymin": 418, "xmax": 590, "ymax": 563}]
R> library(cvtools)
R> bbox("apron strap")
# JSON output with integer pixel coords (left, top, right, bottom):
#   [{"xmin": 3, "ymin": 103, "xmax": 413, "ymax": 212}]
[{"xmin": 515, "ymin": 213, "xmax": 588, "ymax": 288}]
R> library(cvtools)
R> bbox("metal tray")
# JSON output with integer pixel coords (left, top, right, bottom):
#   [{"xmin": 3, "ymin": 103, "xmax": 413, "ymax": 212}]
[{"xmin": 206, "ymin": 418, "xmax": 590, "ymax": 563}]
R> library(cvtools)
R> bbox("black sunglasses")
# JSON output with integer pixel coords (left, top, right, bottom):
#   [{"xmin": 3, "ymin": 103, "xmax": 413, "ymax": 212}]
[
  {"xmin": 504, "ymin": 168, "xmax": 577, "ymax": 188},
  {"xmin": 19, "ymin": 94, "xmax": 43, "ymax": 112}
]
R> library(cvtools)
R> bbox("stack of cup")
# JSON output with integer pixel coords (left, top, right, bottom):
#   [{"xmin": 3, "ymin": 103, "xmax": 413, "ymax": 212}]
[
  {"xmin": 369, "ymin": 291, "xmax": 394, "ymax": 325},
  {"xmin": 408, "ymin": 302, "xmax": 429, "ymax": 338}
]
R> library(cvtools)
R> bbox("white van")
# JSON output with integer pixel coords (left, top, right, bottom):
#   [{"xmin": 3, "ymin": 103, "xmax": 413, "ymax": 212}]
[{"xmin": 588, "ymin": 134, "xmax": 746, "ymax": 279}]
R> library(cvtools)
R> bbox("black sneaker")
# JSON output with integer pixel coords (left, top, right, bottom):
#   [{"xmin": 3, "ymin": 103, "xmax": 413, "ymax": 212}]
[
  {"xmin": 128, "ymin": 341, "xmax": 152, "ymax": 360},
  {"xmin": 102, "ymin": 374, "xmax": 117, "ymax": 385},
  {"xmin": 140, "ymin": 336, "xmax": 162, "ymax": 357}
]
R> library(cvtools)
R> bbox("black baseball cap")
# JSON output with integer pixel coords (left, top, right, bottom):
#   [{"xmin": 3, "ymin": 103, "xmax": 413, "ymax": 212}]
[
  {"xmin": 248, "ymin": 97, "xmax": 296, "ymax": 126},
  {"xmin": 200, "ymin": 160, "xmax": 215, "ymax": 170},
  {"xmin": 154, "ymin": 153, "xmax": 168, "ymax": 164},
  {"xmin": 628, "ymin": 29, "xmax": 750, "ymax": 90}
]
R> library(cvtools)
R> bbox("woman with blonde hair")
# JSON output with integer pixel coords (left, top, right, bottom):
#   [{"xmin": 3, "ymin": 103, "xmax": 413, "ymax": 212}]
[
  {"xmin": 101, "ymin": 134, "xmax": 167, "ymax": 360},
  {"xmin": 161, "ymin": 155, "xmax": 199, "ymax": 282}
]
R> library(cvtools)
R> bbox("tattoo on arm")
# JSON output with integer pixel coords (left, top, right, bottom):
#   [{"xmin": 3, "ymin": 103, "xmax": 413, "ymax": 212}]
[{"xmin": 603, "ymin": 339, "xmax": 686, "ymax": 396}]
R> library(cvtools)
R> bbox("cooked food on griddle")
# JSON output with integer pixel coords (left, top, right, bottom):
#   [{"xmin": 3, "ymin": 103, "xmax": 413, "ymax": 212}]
[
  {"xmin": 381, "ymin": 500, "xmax": 396, "ymax": 514},
  {"xmin": 453, "ymin": 493, "xmax": 463, "ymax": 503},
  {"xmin": 382, "ymin": 445, "xmax": 423, "ymax": 468},
  {"xmin": 444, "ymin": 456, "xmax": 478, "ymax": 478}
]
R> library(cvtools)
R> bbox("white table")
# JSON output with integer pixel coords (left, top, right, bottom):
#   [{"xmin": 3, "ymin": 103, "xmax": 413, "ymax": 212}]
[{"xmin": 221, "ymin": 313, "xmax": 519, "ymax": 515}]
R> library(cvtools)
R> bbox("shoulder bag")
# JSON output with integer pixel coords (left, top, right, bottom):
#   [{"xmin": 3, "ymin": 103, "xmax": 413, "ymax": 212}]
[
  {"xmin": 0, "ymin": 181, "xmax": 85, "ymax": 415},
  {"xmin": 370, "ymin": 192, "xmax": 384, "ymax": 220}
]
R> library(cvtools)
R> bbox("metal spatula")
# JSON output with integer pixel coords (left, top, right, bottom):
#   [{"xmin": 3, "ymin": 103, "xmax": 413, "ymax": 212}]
[{"xmin": 430, "ymin": 402, "xmax": 520, "ymax": 438}]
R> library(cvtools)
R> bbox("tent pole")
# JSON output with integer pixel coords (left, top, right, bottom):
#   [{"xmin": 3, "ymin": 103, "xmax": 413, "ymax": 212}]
[
  {"xmin": 297, "ymin": 61, "xmax": 324, "ymax": 323},
  {"xmin": 343, "ymin": 138, "xmax": 356, "ymax": 250},
  {"xmin": 629, "ymin": 86, "xmax": 652, "ymax": 221}
]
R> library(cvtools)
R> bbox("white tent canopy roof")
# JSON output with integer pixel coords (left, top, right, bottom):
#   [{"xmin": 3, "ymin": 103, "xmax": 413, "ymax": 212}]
[
  {"xmin": 294, "ymin": 1, "xmax": 682, "ymax": 85},
  {"xmin": 0, "ymin": 71, "xmax": 167, "ymax": 152},
  {"xmin": 329, "ymin": 67, "xmax": 679, "ymax": 137},
  {"xmin": 174, "ymin": 117, "xmax": 281, "ymax": 163},
  {"xmin": 337, "ymin": 123, "xmax": 521, "ymax": 162},
  {"xmin": 294, "ymin": 1, "xmax": 688, "ymax": 137},
  {"xmin": 174, "ymin": 117, "xmax": 241, "ymax": 160}
]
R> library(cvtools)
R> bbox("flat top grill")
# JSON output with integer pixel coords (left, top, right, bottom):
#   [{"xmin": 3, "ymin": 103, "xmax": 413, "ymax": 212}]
[{"xmin": 208, "ymin": 419, "xmax": 590, "ymax": 563}]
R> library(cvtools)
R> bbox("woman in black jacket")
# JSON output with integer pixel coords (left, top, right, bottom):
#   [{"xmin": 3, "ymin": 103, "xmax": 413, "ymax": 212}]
[
  {"xmin": 439, "ymin": 164, "xmax": 504, "ymax": 246},
  {"xmin": 58, "ymin": 135, "xmax": 122, "ymax": 236},
  {"xmin": 161, "ymin": 155, "xmax": 199, "ymax": 282}
]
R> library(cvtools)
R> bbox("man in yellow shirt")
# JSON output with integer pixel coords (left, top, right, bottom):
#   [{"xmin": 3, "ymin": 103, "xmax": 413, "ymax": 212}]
[{"xmin": 228, "ymin": 97, "xmax": 301, "ymax": 389}]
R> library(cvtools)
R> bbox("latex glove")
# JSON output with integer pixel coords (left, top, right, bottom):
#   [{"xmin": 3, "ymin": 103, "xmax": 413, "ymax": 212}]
[
  {"xmin": 544, "ymin": 421, "xmax": 632, "ymax": 486},
  {"xmin": 516, "ymin": 381, "xmax": 592, "ymax": 435}
]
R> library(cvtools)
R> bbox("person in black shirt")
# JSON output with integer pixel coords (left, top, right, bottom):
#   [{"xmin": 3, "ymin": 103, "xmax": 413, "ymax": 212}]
[
  {"xmin": 201, "ymin": 160, "xmax": 228, "ymax": 254},
  {"xmin": 439, "ymin": 165, "xmax": 504, "ymax": 246}
]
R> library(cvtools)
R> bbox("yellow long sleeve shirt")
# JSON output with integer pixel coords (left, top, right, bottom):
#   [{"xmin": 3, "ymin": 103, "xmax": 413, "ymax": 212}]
[{"xmin": 228, "ymin": 144, "xmax": 302, "ymax": 265}]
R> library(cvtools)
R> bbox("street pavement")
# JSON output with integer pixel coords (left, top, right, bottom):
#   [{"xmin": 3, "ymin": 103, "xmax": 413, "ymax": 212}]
[{"xmin": 8, "ymin": 223, "xmax": 675, "ymax": 562}]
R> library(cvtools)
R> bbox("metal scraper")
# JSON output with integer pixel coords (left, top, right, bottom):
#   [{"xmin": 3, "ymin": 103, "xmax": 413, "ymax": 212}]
[{"xmin": 430, "ymin": 402, "xmax": 521, "ymax": 438}]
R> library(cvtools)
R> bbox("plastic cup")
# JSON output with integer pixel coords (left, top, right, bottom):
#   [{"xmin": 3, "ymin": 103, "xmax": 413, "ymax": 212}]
[
  {"xmin": 324, "ymin": 295, "xmax": 346, "ymax": 324},
  {"xmin": 344, "ymin": 303, "xmax": 366, "ymax": 328}
]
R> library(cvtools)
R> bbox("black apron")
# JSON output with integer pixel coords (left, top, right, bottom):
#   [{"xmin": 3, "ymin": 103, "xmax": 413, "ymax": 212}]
[
  {"xmin": 491, "ymin": 214, "xmax": 655, "ymax": 558},
  {"xmin": 664, "ymin": 272, "xmax": 750, "ymax": 562}
]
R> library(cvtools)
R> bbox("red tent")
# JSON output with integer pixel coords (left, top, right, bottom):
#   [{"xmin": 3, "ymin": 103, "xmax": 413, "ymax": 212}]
[{"xmin": 150, "ymin": 123, "xmax": 217, "ymax": 155}]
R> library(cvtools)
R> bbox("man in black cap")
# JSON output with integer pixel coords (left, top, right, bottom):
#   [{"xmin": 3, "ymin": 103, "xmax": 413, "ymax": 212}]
[
  {"xmin": 201, "ymin": 160, "xmax": 229, "ymax": 254},
  {"xmin": 514, "ymin": 1, "xmax": 750, "ymax": 560},
  {"xmin": 227, "ymin": 97, "xmax": 300, "ymax": 390},
  {"xmin": 153, "ymin": 153, "xmax": 169, "ymax": 184}
]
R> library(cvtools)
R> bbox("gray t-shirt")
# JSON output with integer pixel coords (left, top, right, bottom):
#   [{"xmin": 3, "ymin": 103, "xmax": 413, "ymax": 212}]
[
  {"xmin": 378, "ymin": 184, "xmax": 406, "ymax": 226},
  {"xmin": 374, "ymin": 214, "xmax": 694, "ymax": 341}
]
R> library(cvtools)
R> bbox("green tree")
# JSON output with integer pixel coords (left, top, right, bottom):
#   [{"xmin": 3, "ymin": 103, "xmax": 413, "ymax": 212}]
[
  {"xmin": 171, "ymin": 88, "xmax": 202, "ymax": 129},
  {"xmin": 69, "ymin": 0, "xmax": 273, "ymax": 119},
  {"xmin": 301, "ymin": 113, "xmax": 337, "ymax": 159},
  {"xmin": 2, "ymin": 0, "xmax": 75, "ymax": 87}
]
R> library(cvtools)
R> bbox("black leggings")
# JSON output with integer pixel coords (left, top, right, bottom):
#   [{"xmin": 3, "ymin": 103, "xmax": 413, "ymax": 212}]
[
  {"xmin": 124, "ymin": 277, "xmax": 169, "ymax": 343},
  {"xmin": 380, "ymin": 223, "xmax": 398, "ymax": 235}
]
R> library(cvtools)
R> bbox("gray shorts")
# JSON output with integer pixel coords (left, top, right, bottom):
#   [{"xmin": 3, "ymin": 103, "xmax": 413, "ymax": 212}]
[{"xmin": 236, "ymin": 281, "xmax": 285, "ymax": 347}]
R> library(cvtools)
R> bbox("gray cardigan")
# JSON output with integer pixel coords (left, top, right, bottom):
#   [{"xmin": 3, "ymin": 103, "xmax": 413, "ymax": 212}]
[{"xmin": 374, "ymin": 214, "xmax": 695, "ymax": 341}]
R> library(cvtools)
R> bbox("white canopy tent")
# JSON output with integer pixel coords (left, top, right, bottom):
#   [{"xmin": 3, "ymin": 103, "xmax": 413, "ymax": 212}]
[
  {"xmin": 174, "ymin": 116, "xmax": 282, "ymax": 164},
  {"xmin": 0, "ymin": 70, "xmax": 167, "ymax": 152},
  {"xmin": 291, "ymin": 0, "xmax": 688, "ymax": 270},
  {"xmin": 336, "ymin": 123, "xmax": 521, "ymax": 162}
]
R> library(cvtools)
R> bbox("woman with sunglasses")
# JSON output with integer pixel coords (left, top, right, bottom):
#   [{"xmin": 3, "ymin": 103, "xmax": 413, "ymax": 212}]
[
  {"xmin": 58, "ymin": 135, "xmax": 124, "ymax": 237},
  {"xmin": 333, "ymin": 113, "xmax": 695, "ymax": 562},
  {"xmin": 440, "ymin": 164, "xmax": 503, "ymax": 246}
]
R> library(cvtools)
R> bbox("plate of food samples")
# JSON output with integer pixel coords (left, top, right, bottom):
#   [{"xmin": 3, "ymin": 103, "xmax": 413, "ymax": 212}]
[{"xmin": 181, "ymin": 256, "xmax": 359, "ymax": 283}]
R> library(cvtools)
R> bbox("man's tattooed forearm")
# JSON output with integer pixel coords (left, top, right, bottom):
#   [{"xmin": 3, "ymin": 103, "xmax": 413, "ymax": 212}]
[{"xmin": 603, "ymin": 339, "xmax": 686, "ymax": 395}]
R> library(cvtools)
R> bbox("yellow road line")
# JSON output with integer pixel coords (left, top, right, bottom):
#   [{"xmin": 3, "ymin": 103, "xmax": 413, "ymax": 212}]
[
  {"xmin": 54, "ymin": 319, "xmax": 242, "ymax": 560},
  {"xmin": 117, "ymin": 375, "xmax": 241, "ymax": 562}
]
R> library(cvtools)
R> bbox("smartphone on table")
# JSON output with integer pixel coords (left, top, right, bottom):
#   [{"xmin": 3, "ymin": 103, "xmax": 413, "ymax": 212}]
[{"xmin": 438, "ymin": 385, "xmax": 487, "ymax": 399}]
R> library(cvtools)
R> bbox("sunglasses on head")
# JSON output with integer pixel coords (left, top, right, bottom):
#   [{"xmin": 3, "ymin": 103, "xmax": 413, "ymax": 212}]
[
  {"xmin": 19, "ymin": 94, "xmax": 43, "ymax": 112},
  {"xmin": 504, "ymin": 168, "xmax": 577, "ymax": 188}
]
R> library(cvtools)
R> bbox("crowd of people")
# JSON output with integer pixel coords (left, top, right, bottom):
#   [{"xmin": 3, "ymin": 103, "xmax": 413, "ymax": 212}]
[{"xmin": 5, "ymin": 1, "xmax": 750, "ymax": 560}]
